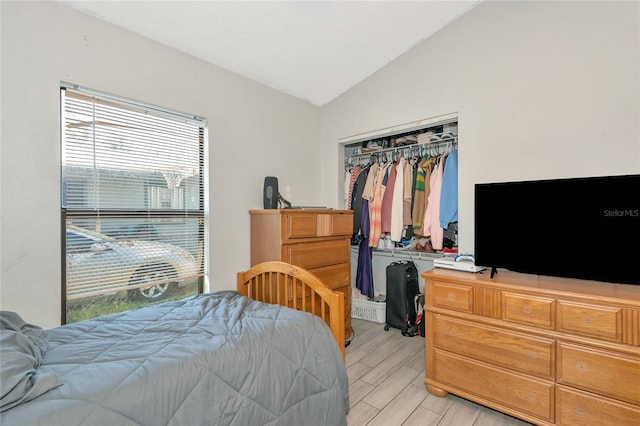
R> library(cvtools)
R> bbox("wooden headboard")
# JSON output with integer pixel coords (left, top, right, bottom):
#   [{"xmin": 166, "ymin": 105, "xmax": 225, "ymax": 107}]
[{"xmin": 237, "ymin": 261, "xmax": 346, "ymax": 360}]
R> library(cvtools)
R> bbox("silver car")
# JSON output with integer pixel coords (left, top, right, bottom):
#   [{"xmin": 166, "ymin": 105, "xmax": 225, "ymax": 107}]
[{"xmin": 66, "ymin": 224, "xmax": 199, "ymax": 300}]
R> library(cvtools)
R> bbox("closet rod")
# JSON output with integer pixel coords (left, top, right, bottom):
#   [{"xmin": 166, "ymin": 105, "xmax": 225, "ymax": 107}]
[{"xmin": 348, "ymin": 137, "xmax": 457, "ymax": 158}]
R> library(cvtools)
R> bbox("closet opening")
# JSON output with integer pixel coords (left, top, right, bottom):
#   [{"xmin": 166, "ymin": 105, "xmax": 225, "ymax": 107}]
[{"xmin": 339, "ymin": 113, "xmax": 459, "ymax": 298}]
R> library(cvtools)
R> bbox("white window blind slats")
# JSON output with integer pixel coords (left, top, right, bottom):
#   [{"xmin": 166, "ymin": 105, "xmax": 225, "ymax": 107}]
[
  {"xmin": 61, "ymin": 86, "xmax": 206, "ymax": 317},
  {"xmin": 65, "ymin": 215, "xmax": 204, "ymax": 300},
  {"xmin": 63, "ymin": 95, "xmax": 202, "ymax": 211}
]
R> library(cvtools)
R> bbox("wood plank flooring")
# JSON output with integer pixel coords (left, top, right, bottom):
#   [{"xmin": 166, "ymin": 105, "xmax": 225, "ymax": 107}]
[{"xmin": 346, "ymin": 318, "xmax": 535, "ymax": 426}]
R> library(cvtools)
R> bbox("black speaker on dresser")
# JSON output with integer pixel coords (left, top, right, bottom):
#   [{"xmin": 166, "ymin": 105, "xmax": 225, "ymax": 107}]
[{"xmin": 263, "ymin": 176, "xmax": 279, "ymax": 209}]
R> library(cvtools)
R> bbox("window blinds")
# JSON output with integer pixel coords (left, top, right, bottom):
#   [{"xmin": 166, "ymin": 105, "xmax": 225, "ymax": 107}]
[{"xmin": 61, "ymin": 85, "xmax": 206, "ymax": 313}]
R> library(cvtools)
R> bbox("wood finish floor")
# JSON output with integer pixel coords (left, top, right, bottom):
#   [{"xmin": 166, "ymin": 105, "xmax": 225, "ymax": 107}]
[{"xmin": 346, "ymin": 318, "xmax": 535, "ymax": 426}]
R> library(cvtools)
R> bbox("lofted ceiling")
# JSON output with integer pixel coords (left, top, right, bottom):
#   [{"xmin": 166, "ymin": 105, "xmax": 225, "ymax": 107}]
[{"xmin": 59, "ymin": 0, "xmax": 481, "ymax": 106}]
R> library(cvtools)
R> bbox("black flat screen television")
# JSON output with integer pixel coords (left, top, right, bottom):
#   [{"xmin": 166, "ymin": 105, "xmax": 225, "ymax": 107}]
[{"xmin": 474, "ymin": 174, "xmax": 640, "ymax": 285}]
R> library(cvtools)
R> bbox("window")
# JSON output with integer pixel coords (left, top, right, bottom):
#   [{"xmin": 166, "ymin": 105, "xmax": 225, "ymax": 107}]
[{"xmin": 61, "ymin": 84, "xmax": 207, "ymax": 323}]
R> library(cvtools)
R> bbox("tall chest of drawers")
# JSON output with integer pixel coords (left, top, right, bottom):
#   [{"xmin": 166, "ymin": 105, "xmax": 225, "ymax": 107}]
[
  {"xmin": 423, "ymin": 269, "xmax": 640, "ymax": 426},
  {"xmin": 249, "ymin": 209, "xmax": 353, "ymax": 340}
]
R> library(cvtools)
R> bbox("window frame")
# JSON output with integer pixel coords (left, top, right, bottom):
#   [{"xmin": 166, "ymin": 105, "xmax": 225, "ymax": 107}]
[{"xmin": 60, "ymin": 84, "xmax": 207, "ymax": 324}]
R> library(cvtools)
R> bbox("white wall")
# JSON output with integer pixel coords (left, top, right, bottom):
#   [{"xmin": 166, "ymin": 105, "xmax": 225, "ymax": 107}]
[
  {"xmin": 320, "ymin": 1, "xmax": 640, "ymax": 253},
  {"xmin": 0, "ymin": 1, "xmax": 322, "ymax": 328}
]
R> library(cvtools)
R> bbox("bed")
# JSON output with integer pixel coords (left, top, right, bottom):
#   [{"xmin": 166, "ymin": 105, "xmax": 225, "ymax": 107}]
[{"xmin": 0, "ymin": 261, "xmax": 349, "ymax": 425}]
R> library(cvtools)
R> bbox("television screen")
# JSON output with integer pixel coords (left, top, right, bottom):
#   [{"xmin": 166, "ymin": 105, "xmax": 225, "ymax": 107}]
[{"xmin": 474, "ymin": 174, "xmax": 640, "ymax": 285}]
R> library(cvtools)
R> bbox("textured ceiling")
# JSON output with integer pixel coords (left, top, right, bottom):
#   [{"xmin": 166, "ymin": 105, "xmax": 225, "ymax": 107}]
[{"xmin": 59, "ymin": 0, "xmax": 481, "ymax": 106}]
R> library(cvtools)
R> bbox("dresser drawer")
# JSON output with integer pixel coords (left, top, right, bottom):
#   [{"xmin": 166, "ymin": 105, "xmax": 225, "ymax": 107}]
[
  {"xmin": 430, "ymin": 281, "xmax": 473, "ymax": 313},
  {"xmin": 433, "ymin": 315, "xmax": 554, "ymax": 379},
  {"xmin": 285, "ymin": 239, "xmax": 350, "ymax": 269},
  {"xmin": 503, "ymin": 292, "xmax": 554, "ymax": 329},
  {"xmin": 324, "ymin": 213, "xmax": 353, "ymax": 237},
  {"xmin": 557, "ymin": 343, "xmax": 640, "ymax": 405},
  {"xmin": 557, "ymin": 301, "xmax": 622, "ymax": 342},
  {"xmin": 557, "ymin": 385, "xmax": 640, "ymax": 426},
  {"xmin": 284, "ymin": 213, "xmax": 353, "ymax": 240},
  {"xmin": 434, "ymin": 349, "xmax": 554, "ymax": 422},
  {"xmin": 285, "ymin": 214, "xmax": 319, "ymax": 239},
  {"xmin": 309, "ymin": 263, "xmax": 350, "ymax": 290}
]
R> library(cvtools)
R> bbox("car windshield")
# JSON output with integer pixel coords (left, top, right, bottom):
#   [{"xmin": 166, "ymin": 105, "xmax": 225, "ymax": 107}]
[
  {"xmin": 67, "ymin": 224, "xmax": 116, "ymax": 242},
  {"xmin": 66, "ymin": 225, "xmax": 119, "ymax": 254}
]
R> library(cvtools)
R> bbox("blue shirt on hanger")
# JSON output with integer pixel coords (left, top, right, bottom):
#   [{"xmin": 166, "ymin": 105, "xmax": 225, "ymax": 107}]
[{"xmin": 439, "ymin": 150, "xmax": 458, "ymax": 228}]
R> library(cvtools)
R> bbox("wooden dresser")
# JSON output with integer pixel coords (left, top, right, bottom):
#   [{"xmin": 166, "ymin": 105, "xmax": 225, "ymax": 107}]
[
  {"xmin": 249, "ymin": 209, "xmax": 353, "ymax": 340},
  {"xmin": 423, "ymin": 268, "xmax": 640, "ymax": 426}
]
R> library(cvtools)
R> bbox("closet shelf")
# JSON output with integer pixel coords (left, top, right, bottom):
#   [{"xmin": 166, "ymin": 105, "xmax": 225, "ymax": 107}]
[{"xmin": 350, "ymin": 245, "xmax": 444, "ymax": 261}]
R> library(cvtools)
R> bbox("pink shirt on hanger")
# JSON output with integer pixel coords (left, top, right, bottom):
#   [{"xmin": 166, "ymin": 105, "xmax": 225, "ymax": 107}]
[{"xmin": 423, "ymin": 152, "xmax": 448, "ymax": 250}]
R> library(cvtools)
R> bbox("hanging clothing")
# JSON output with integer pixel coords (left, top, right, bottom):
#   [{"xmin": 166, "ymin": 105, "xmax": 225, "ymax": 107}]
[
  {"xmin": 355, "ymin": 199, "xmax": 374, "ymax": 298},
  {"xmin": 350, "ymin": 165, "xmax": 369, "ymax": 210},
  {"xmin": 345, "ymin": 166, "xmax": 362, "ymax": 209},
  {"xmin": 402, "ymin": 158, "xmax": 414, "ymax": 226},
  {"xmin": 440, "ymin": 150, "xmax": 458, "ymax": 229},
  {"xmin": 411, "ymin": 157, "xmax": 427, "ymax": 232},
  {"xmin": 368, "ymin": 163, "xmax": 387, "ymax": 248},
  {"xmin": 361, "ymin": 163, "xmax": 379, "ymax": 203},
  {"xmin": 361, "ymin": 162, "xmax": 379, "ymax": 220},
  {"xmin": 390, "ymin": 156, "xmax": 405, "ymax": 242},
  {"xmin": 422, "ymin": 161, "xmax": 438, "ymax": 239},
  {"xmin": 351, "ymin": 166, "xmax": 369, "ymax": 235},
  {"xmin": 424, "ymin": 152, "xmax": 448, "ymax": 250},
  {"xmin": 414, "ymin": 157, "xmax": 435, "ymax": 236},
  {"xmin": 380, "ymin": 161, "xmax": 397, "ymax": 233},
  {"xmin": 409, "ymin": 158, "xmax": 419, "ymax": 221},
  {"xmin": 346, "ymin": 131, "xmax": 458, "ymax": 252}
]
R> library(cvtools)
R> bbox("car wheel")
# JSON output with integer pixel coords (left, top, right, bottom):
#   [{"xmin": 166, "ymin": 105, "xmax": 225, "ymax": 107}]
[{"xmin": 128, "ymin": 266, "xmax": 175, "ymax": 300}]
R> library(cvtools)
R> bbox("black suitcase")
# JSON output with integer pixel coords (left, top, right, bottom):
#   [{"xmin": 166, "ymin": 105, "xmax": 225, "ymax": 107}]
[{"xmin": 384, "ymin": 260, "xmax": 419, "ymax": 335}]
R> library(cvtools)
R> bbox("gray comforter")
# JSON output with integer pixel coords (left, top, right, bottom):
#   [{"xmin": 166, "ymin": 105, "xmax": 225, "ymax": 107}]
[{"xmin": 0, "ymin": 291, "xmax": 349, "ymax": 425}]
